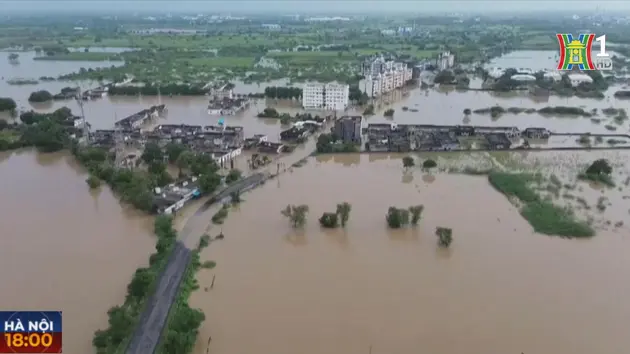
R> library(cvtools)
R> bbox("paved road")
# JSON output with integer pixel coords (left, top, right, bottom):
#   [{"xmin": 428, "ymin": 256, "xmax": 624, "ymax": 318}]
[
  {"xmin": 126, "ymin": 242, "xmax": 191, "ymax": 354},
  {"xmin": 125, "ymin": 173, "xmax": 270, "ymax": 354},
  {"xmin": 124, "ymin": 131, "xmax": 321, "ymax": 353}
]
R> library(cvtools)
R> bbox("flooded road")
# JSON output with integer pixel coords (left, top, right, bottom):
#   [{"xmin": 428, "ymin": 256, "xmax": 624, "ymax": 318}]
[
  {"xmin": 0, "ymin": 149, "xmax": 155, "ymax": 353},
  {"xmin": 190, "ymin": 152, "xmax": 630, "ymax": 354}
]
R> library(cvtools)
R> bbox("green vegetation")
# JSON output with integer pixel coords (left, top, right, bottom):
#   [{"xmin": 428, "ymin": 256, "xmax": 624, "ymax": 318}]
[
  {"xmin": 281, "ymin": 204, "xmax": 309, "ymax": 228},
  {"xmin": 386, "ymin": 207, "xmax": 410, "ymax": 229},
  {"xmin": 225, "ymin": 169, "xmax": 242, "ymax": 184},
  {"xmin": 402, "ymin": 156, "xmax": 415, "ymax": 169},
  {"xmin": 577, "ymin": 159, "xmax": 615, "ymax": 187},
  {"xmin": 316, "ymin": 133, "xmax": 359, "ymax": 154},
  {"xmin": 86, "ymin": 175, "xmax": 101, "ymax": 189},
  {"xmin": 211, "ymin": 204, "xmax": 230, "ymax": 225},
  {"xmin": 488, "ymin": 172, "xmax": 594, "ymax": 238},
  {"xmin": 264, "ymin": 86, "xmax": 302, "ymax": 100},
  {"xmin": 0, "ymin": 97, "xmax": 16, "ymax": 112},
  {"xmin": 384, "ymin": 108, "xmax": 395, "ymax": 117},
  {"xmin": 472, "ymin": 105, "xmax": 593, "ymax": 118},
  {"xmin": 33, "ymin": 51, "xmax": 122, "ymax": 61},
  {"xmin": 28, "ymin": 90, "xmax": 53, "ymax": 103},
  {"xmin": 0, "ymin": 108, "xmax": 74, "ymax": 152},
  {"xmin": 319, "ymin": 212, "xmax": 339, "ymax": 228},
  {"xmin": 109, "ymin": 84, "xmax": 207, "ymax": 96},
  {"xmin": 422, "ymin": 159, "xmax": 437, "ymax": 169},
  {"xmin": 436, "ymin": 227, "xmax": 453, "ymax": 247},
  {"xmin": 409, "ymin": 205, "xmax": 425, "ymax": 225},
  {"xmin": 385, "ymin": 205, "xmax": 424, "ymax": 228},
  {"xmin": 92, "ymin": 216, "xmax": 179, "ymax": 353},
  {"xmin": 318, "ymin": 202, "xmax": 352, "ymax": 228}
]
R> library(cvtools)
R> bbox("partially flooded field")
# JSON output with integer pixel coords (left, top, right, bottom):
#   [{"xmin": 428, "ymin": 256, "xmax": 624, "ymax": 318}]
[{"xmin": 190, "ymin": 151, "xmax": 630, "ymax": 354}]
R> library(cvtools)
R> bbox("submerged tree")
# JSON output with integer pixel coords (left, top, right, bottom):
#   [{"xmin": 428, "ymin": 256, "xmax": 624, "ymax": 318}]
[
  {"xmin": 386, "ymin": 207, "xmax": 410, "ymax": 229},
  {"xmin": 336, "ymin": 202, "xmax": 352, "ymax": 227},
  {"xmin": 408, "ymin": 205, "xmax": 424, "ymax": 225},
  {"xmin": 281, "ymin": 204, "xmax": 310, "ymax": 228},
  {"xmin": 422, "ymin": 159, "xmax": 437, "ymax": 169},
  {"xmin": 319, "ymin": 212, "xmax": 339, "ymax": 228},
  {"xmin": 402, "ymin": 156, "xmax": 415, "ymax": 170},
  {"xmin": 585, "ymin": 159, "xmax": 612, "ymax": 176},
  {"xmin": 436, "ymin": 227, "xmax": 453, "ymax": 247}
]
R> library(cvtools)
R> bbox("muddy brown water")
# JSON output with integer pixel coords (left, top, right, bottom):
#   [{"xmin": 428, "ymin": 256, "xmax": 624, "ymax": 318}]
[
  {"xmin": 0, "ymin": 149, "xmax": 154, "ymax": 353},
  {"xmin": 190, "ymin": 152, "xmax": 630, "ymax": 354},
  {"xmin": 2, "ymin": 50, "xmax": 630, "ymax": 353},
  {"xmin": 2, "ymin": 50, "xmax": 630, "ymax": 137}
]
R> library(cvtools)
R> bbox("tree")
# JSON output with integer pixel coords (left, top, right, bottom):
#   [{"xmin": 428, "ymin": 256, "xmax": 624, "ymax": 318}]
[
  {"xmin": 363, "ymin": 104, "xmax": 375, "ymax": 116},
  {"xmin": 402, "ymin": 156, "xmax": 415, "ymax": 169},
  {"xmin": 386, "ymin": 207, "xmax": 410, "ymax": 228},
  {"xmin": 585, "ymin": 159, "xmax": 612, "ymax": 176},
  {"xmin": 281, "ymin": 204, "xmax": 309, "ymax": 228},
  {"xmin": 384, "ymin": 109, "xmax": 395, "ymax": 117},
  {"xmin": 408, "ymin": 205, "xmax": 424, "ymax": 225},
  {"xmin": 319, "ymin": 212, "xmax": 339, "ymax": 228},
  {"xmin": 127, "ymin": 267, "xmax": 155, "ymax": 300},
  {"xmin": 0, "ymin": 97, "xmax": 17, "ymax": 112},
  {"xmin": 225, "ymin": 169, "xmax": 242, "ymax": 184},
  {"xmin": 198, "ymin": 172, "xmax": 221, "ymax": 194},
  {"xmin": 28, "ymin": 90, "xmax": 53, "ymax": 103},
  {"xmin": 8, "ymin": 53, "xmax": 18, "ymax": 62},
  {"xmin": 86, "ymin": 175, "xmax": 101, "ymax": 189},
  {"xmin": 165, "ymin": 142, "xmax": 186, "ymax": 163},
  {"xmin": 436, "ymin": 227, "xmax": 453, "ymax": 247},
  {"xmin": 463, "ymin": 108, "xmax": 471, "ymax": 115},
  {"xmin": 141, "ymin": 142, "xmax": 163, "ymax": 164},
  {"xmin": 422, "ymin": 159, "xmax": 437, "ymax": 169},
  {"xmin": 336, "ymin": 202, "xmax": 352, "ymax": 227},
  {"xmin": 434, "ymin": 70, "xmax": 455, "ymax": 84},
  {"xmin": 175, "ymin": 150, "xmax": 194, "ymax": 177}
]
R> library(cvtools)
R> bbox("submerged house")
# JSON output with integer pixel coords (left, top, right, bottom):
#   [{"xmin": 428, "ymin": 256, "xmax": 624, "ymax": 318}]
[
  {"xmin": 522, "ymin": 127, "xmax": 551, "ymax": 139},
  {"xmin": 485, "ymin": 133, "xmax": 512, "ymax": 150}
]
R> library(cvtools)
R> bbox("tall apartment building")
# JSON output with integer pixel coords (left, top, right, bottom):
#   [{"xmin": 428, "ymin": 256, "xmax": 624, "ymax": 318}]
[
  {"xmin": 302, "ymin": 82, "xmax": 349, "ymax": 110},
  {"xmin": 362, "ymin": 56, "xmax": 413, "ymax": 98},
  {"xmin": 437, "ymin": 51, "xmax": 455, "ymax": 71}
]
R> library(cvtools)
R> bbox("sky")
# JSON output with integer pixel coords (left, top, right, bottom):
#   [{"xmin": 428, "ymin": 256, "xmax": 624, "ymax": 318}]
[{"xmin": 2, "ymin": 0, "xmax": 630, "ymax": 14}]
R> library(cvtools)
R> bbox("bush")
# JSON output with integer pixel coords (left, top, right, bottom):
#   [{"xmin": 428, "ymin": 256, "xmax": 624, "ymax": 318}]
[
  {"xmin": 225, "ymin": 169, "xmax": 242, "ymax": 184},
  {"xmin": 319, "ymin": 212, "xmax": 339, "ymax": 228},
  {"xmin": 384, "ymin": 108, "xmax": 395, "ymax": 117},
  {"xmin": 86, "ymin": 175, "xmax": 101, "ymax": 189},
  {"xmin": 436, "ymin": 227, "xmax": 453, "ymax": 247},
  {"xmin": 402, "ymin": 156, "xmax": 415, "ymax": 169},
  {"xmin": 422, "ymin": 159, "xmax": 437, "ymax": 169}
]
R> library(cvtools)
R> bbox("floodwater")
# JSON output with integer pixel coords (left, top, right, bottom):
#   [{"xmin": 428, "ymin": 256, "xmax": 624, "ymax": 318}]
[
  {"xmin": 190, "ymin": 151, "xmax": 630, "ymax": 354},
  {"xmin": 0, "ymin": 149, "xmax": 155, "ymax": 353},
  {"xmin": 2, "ymin": 50, "xmax": 630, "ymax": 138}
]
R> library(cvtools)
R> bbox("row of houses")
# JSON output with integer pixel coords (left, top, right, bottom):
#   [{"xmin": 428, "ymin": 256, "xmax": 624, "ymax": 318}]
[
  {"xmin": 364, "ymin": 123, "xmax": 551, "ymax": 152},
  {"xmin": 114, "ymin": 105, "xmax": 167, "ymax": 129}
]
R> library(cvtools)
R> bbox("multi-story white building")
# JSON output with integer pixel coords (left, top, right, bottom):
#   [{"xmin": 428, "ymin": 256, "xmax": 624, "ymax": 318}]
[
  {"xmin": 437, "ymin": 51, "xmax": 455, "ymax": 71},
  {"xmin": 302, "ymin": 82, "xmax": 349, "ymax": 110},
  {"xmin": 362, "ymin": 57, "xmax": 413, "ymax": 98}
]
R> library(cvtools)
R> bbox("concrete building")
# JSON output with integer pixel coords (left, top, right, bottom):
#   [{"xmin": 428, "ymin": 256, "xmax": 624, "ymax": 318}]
[
  {"xmin": 334, "ymin": 116, "xmax": 362, "ymax": 144},
  {"xmin": 362, "ymin": 56, "xmax": 413, "ymax": 98},
  {"xmin": 302, "ymin": 82, "xmax": 349, "ymax": 110},
  {"xmin": 568, "ymin": 73, "xmax": 593, "ymax": 87},
  {"xmin": 436, "ymin": 51, "xmax": 455, "ymax": 70}
]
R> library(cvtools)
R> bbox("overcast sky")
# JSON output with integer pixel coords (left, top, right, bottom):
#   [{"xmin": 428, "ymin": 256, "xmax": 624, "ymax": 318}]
[{"xmin": 2, "ymin": 0, "xmax": 630, "ymax": 14}]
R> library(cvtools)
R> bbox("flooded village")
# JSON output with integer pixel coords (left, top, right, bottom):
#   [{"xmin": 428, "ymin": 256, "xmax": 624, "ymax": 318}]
[{"xmin": 3, "ymin": 26, "xmax": 630, "ymax": 354}]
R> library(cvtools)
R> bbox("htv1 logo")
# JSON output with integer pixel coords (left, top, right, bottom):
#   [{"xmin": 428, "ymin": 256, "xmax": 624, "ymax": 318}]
[{"xmin": 556, "ymin": 33, "xmax": 612, "ymax": 71}]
